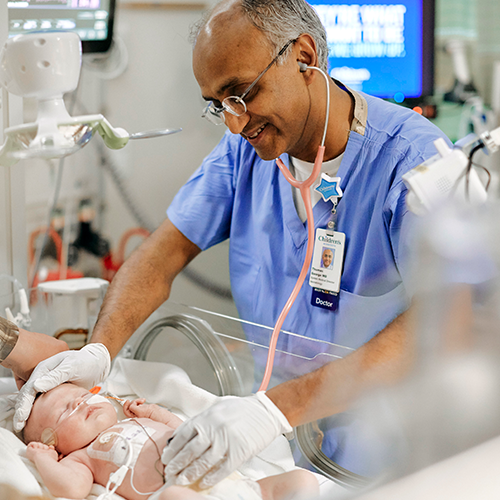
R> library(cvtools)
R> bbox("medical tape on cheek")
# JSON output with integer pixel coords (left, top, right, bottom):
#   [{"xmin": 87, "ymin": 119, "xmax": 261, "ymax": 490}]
[
  {"xmin": 87, "ymin": 422, "xmax": 157, "ymax": 468},
  {"xmin": 65, "ymin": 392, "xmax": 103, "ymax": 419},
  {"xmin": 87, "ymin": 393, "xmax": 121, "ymax": 414},
  {"xmin": 87, "ymin": 394, "xmax": 111, "ymax": 406}
]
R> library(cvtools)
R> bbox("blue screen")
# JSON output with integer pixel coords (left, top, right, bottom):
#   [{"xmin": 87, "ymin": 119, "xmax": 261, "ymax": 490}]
[{"xmin": 308, "ymin": 0, "xmax": 424, "ymax": 99}]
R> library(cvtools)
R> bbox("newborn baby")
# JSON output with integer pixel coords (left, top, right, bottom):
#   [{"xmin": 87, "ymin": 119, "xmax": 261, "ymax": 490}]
[{"xmin": 23, "ymin": 383, "xmax": 318, "ymax": 500}]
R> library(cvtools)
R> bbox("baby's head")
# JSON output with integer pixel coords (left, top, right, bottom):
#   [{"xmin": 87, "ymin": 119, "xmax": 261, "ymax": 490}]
[{"xmin": 23, "ymin": 383, "xmax": 118, "ymax": 456}]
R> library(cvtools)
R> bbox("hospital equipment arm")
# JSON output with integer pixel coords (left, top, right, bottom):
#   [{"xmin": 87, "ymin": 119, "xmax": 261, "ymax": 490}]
[
  {"xmin": 90, "ymin": 218, "xmax": 201, "ymax": 358},
  {"xmin": 1, "ymin": 327, "xmax": 68, "ymax": 388}
]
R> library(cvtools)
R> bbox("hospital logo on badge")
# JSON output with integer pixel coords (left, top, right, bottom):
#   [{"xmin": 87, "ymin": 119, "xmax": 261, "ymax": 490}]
[{"xmin": 314, "ymin": 173, "xmax": 343, "ymax": 203}]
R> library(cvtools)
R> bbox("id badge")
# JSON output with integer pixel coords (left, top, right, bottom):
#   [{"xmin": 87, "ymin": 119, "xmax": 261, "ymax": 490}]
[{"xmin": 309, "ymin": 228, "xmax": 345, "ymax": 310}]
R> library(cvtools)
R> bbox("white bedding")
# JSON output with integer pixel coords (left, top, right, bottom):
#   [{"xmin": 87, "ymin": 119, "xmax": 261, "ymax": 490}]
[{"xmin": 0, "ymin": 358, "xmax": 342, "ymax": 500}]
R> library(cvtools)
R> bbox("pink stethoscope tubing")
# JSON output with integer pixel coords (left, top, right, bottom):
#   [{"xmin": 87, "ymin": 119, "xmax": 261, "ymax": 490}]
[{"xmin": 258, "ymin": 65, "xmax": 331, "ymax": 392}]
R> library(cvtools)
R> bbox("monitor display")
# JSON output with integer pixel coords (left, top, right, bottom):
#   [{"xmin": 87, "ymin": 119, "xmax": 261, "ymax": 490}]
[
  {"xmin": 308, "ymin": 0, "xmax": 434, "ymax": 101},
  {"xmin": 8, "ymin": 0, "xmax": 116, "ymax": 53}
]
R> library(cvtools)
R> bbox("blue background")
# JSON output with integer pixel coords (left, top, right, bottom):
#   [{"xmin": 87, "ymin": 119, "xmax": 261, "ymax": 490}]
[{"xmin": 308, "ymin": 0, "xmax": 423, "ymax": 99}]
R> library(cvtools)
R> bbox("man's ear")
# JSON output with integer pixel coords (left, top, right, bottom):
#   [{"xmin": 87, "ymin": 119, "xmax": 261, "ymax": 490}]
[{"xmin": 295, "ymin": 34, "xmax": 319, "ymax": 70}]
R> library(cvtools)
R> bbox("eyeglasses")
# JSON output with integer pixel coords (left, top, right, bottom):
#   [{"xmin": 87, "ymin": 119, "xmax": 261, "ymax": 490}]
[{"xmin": 202, "ymin": 39, "xmax": 296, "ymax": 126}]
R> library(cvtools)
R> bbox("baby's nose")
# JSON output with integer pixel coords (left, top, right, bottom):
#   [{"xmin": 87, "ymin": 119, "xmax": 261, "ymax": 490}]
[{"xmin": 72, "ymin": 393, "xmax": 92, "ymax": 412}]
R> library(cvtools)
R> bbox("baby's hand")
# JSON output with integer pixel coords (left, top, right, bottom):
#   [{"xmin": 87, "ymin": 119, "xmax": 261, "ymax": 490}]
[
  {"xmin": 26, "ymin": 442, "xmax": 59, "ymax": 462},
  {"xmin": 123, "ymin": 398, "xmax": 156, "ymax": 419}
]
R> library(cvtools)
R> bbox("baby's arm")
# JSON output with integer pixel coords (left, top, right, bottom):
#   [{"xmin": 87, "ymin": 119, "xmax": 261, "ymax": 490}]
[
  {"xmin": 123, "ymin": 398, "xmax": 183, "ymax": 427},
  {"xmin": 26, "ymin": 442, "xmax": 94, "ymax": 498}
]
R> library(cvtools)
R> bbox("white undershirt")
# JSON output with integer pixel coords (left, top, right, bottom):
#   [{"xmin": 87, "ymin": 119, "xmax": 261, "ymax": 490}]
[{"xmin": 289, "ymin": 154, "xmax": 344, "ymax": 222}]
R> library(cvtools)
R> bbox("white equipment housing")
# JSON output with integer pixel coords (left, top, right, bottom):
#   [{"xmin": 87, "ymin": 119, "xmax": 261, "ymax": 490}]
[{"xmin": 403, "ymin": 137, "xmax": 488, "ymax": 215}]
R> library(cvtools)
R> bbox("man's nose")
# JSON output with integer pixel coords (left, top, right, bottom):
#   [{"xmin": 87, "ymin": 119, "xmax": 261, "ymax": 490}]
[{"xmin": 224, "ymin": 111, "xmax": 250, "ymax": 135}]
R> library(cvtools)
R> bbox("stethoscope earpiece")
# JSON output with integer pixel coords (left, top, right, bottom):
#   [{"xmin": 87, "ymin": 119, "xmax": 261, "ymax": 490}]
[{"xmin": 298, "ymin": 61, "xmax": 308, "ymax": 73}]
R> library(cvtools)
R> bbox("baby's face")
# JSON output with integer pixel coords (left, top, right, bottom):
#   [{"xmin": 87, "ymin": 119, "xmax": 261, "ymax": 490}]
[{"xmin": 25, "ymin": 383, "xmax": 118, "ymax": 455}]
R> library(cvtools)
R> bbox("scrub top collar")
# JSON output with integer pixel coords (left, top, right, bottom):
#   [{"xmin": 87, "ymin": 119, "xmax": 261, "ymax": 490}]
[{"xmin": 332, "ymin": 78, "xmax": 367, "ymax": 137}]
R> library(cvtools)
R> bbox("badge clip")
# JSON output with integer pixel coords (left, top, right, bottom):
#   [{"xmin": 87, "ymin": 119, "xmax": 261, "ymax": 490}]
[{"xmin": 314, "ymin": 173, "xmax": 343, "ymax": 204}]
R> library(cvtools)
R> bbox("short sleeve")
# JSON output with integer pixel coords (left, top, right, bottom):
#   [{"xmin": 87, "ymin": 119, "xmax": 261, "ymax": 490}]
[
  {"xmin": 167, "ymin": 132, "xmax": 237, "ymax": 251},
  {"xmin": 0, "ymin": 317, "xmax": 19, "ymax": 364}
]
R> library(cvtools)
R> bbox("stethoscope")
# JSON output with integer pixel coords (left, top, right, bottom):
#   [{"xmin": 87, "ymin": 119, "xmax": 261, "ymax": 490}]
[{"xmin": 259, "ymin": 63, "xmax": 331, "ymax": 391}]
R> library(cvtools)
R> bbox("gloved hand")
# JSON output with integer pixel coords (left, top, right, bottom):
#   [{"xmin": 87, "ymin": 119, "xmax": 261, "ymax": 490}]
[
  {"xmin": 13, "ymin": 343, "xmax": 111, "ymax": 431},
  {"xmin": 162, "ymin": 392, "xmax": 292, "ymax": 489}
]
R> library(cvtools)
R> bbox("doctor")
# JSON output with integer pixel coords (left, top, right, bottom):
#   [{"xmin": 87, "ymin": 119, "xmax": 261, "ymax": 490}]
[{"xmin": 13, "ymin": 0, "xmax": 450, "ymax": 488}]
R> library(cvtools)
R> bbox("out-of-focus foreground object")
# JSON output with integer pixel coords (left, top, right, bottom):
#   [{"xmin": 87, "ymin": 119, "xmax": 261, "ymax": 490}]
[{"xmin": 403, "ymin": 127, "xmax": 500, "ymax": 214}]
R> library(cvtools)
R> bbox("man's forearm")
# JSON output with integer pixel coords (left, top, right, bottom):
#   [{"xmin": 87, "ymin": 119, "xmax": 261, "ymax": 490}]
[
  {"xmin": 90, "ymin": 219, "xmax": 201, "ymax": 358},
  {"xmin": 267, "ymin": 308, "xmax": 413, "ymax": 427}
]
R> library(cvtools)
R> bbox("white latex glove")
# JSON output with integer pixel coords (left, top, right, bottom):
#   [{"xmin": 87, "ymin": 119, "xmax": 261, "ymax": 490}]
[
  {"xmin": 13, "ymin": 343, "xmax": 111, "ymax": 431},
  {"xmin": 162, "ymin": 392, "xmax": 292, "ymax": 489}
]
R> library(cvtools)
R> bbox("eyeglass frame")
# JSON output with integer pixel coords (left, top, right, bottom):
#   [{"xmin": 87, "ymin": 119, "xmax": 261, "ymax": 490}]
[{"xmin": 202, "ymin": 38, "xmax": 297, "ymax": 125}]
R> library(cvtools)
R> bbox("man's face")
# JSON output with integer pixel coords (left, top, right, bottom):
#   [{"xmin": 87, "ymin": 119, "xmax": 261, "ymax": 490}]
[
  {"xmin": 193, "ymin": 8, "xmax": 319, "ymax": 161},
  {"xmin": 322, "ymin": 249, "xmax": 333, "ymax": 268},
  {"xmin": 25, "ymin": 383, "xmax": 117, "ymax": 456}
]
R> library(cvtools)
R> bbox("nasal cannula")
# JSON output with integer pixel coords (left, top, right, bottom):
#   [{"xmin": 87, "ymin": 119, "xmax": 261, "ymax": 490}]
[{"xmin": 258, "ymin": 64, "xmax": 331, "ymax": 392}]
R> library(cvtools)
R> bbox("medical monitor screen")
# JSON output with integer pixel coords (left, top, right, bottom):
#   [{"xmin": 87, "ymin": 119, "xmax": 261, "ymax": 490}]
[
  {"xmin": 8, "ymin": 0, "xmax": 116, "ymax": 53},
  {"xmin": 308, "ymin": 0, "xmax": 434, "ymax": 101}
]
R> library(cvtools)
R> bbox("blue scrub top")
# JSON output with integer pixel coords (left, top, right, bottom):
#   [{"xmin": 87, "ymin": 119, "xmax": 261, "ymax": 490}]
[
  {"xmin": 168, "ymin": 89, "xmax": 451, "ymax": 476},
  {"xmin": 168, "ymin": 90, "xmax": 448, "ymax": 351}
]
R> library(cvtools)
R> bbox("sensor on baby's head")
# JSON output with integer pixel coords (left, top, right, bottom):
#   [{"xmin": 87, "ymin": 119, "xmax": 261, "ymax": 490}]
[{"xmin": 41, "ymin": 427, "xmax": 58, "ymax": 447}]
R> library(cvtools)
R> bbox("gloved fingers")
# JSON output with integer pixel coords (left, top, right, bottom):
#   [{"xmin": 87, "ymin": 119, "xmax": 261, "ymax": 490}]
[
  {"xmin": 163, "ymin": 426, "xmax": 212, "ymax": 479},
  {"xmin": 165, "ymin": 436, "xmax": 212, "ymax": 480},
  {"xmin": 13, "ymin": 358, "xmax": 58, "ymax": 431},
  {"xmin": 13, "ymin": 383, "xmax": 37, "ymax": 431},
  {"xmin": 175, "ymin": 440, "xmax": 227, "ymax": 486},
  {"xmin": 33, "ymin": 365, "xmax": 72, "ymax": 393},
  {"xmin": 198, "ymin": 460, "xmax": 231, "ymax": 490},
  {"xmin": 79, "ymin": 343, "xmax": 111, "ymax": 386},
  {"xmin": 162, "ymin": 422, "xmax": 196, "ymax": 465}
]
